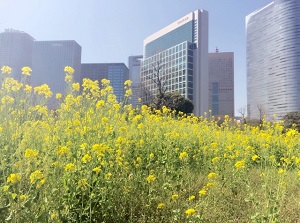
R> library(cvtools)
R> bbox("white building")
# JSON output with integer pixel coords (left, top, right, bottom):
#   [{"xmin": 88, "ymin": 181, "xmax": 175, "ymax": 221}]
[
  {"xmin": 141, "ymin": 10, "xmax": 209, "ymax": 116},
  {"xmin": 246, "ymin": 0, "xmax": 300, "ymax": 120}
]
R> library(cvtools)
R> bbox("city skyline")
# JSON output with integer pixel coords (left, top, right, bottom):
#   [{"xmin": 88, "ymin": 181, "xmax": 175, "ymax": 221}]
[{"xmin": 0, "ymin": 0, "xmax": 274, "ymax": 115}]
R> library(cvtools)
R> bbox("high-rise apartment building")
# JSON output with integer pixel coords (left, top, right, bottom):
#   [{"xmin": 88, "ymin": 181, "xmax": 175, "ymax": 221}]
[
  {"xmin": 31, "ymin": 40, "xmax": 82, "ymax": 98},
  {"xmin": 0, "ymin": 29, "xmax": 34, "ymax": 81},
  {"xmin": 246, "ymin": 0, "xmax": 300, "ymax": 120},
  {"xmin": 141, "ymin": 10, "xmax": 209, "ymax": 116},
  {"xmin": 128, "ymin": 55, "xmax": 143, "ymax": 107},
  {"xmin": 81, "ymin": 63, "xmax": 129, "ymax": 102},
  {"xmin": 209, "ymin": 50, "xmax": 234, "ymax": 117}
]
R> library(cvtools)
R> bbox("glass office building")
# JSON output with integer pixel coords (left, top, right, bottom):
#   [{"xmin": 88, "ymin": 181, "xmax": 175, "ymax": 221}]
[
  {"xmin": 141, "ymin": 10, "xmax": 209, "ymax": 116},
  {"xmin": 0, "ymin": 29, "xmax": 34, "ymax": 81},
  {"xmin": 209, "ymin": 50, "xmax": 234, "ymax": 117},
  {"xmin": 246, "ymin": 0, "xmax": 300, "ymax": 120},
  {"xmin": 81, "ymin": 63, "xmax": 129, "ymax": 102},
  {"xmin": 31, "ymin": 40, "xmax": 82, "ymax": 107},
  {"xmin": 128, "ymin": 55, "xmax": 143, "ymax": 107}
]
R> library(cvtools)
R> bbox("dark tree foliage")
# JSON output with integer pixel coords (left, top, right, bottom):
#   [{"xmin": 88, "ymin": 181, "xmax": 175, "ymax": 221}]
[
  {"xmin": 153, "ymin": 92, "xmax": 194, "ymax": 114},
  {"xmin": 283, "ymin": 111, "xmax": 300, "ymax": 132}
]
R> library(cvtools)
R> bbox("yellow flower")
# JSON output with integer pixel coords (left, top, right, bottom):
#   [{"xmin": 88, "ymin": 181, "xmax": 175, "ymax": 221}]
[
  {"xmin": 207, "ymin": 172, "xmax": 218, "ymax": 180},
  {"xmin": 1, "ymin": 66, "xmax": 12, "ymax": 74},
  {"xmin": 57, "ymin": 146, "xmax": 70, "ymax": 156},
  {"xmin": 189, "ymin": 195, "xmax": 195, "ymax": 201},
  {"xmin": 72, "ymin": 83, "xmax": 80, "ymax": 91},
  {"xmin": 235, "ymin": 159, "xmax": 246, "ymax": 170},
  {"xmin": 93, "ymin": 166, "xmax": 101, "ymax": 174},
  {"xmin": 64, "ymin": 66, "xmax": 75, "ymax": 75},
  {"xmin": 124, "ymin": 80, "xmax": 132, "ymax": 86},
  {"xmin": 7, "ymin": 173, "xmax": 21, "ymax": 184},
  {"xmin": 101, "ymin": 78, "xmax": 110, "ymax": 86},
  {"xmin": 96, "ymin": 100, "xmax": 105, "ymax": 108},
  {"xmin": 172, "ymin": 194, "xmax": 179, "ymax": 200},
  {"xmin": 24, "ymin": 149, "xmax": 38, "ymax": 159},
  {"xmin": 212, "ymin": 157, "xmax": 220, "ymax": 164},
  {"xmin": 56, "ymin": 93, "xmax": 62, "ymax": 99},
  {"xmin": 199, "ymin": 189, "xmax": 207, "ymax": 196},
  {"xmin": 78, "ymin": 178, "xmax": 88, "ymax": 190},
  {"xmin": 21, "ymin": 66, "xmax": 32, "ymax": 76},
  {"xmin": 65, "ymin": 74, "xmax": 72, "ymax": 83},
  {"xmin": 157, "ymin": 203, "xmax": 165, "ymax": 209},
  {"xmin": 65, "ymin": 163, "xmax": 75, "ymax": 171},
  {"xmin": 185, "ymin": 208, "xmax": 196, "ymax": 217},
  {"xmin": 1, "ymin": 95, "xmax": 14, "ymax": 105},
  {"xmin": 82, "ymin": 154, "xmax": 92, "ymax": 163},
  {"xmin": 252, "ymin": 155, "xmax": 259, "ymax": 161},
  {"xmin": 105, "ymin": 172, "xmax": 112, "ymax": 180},
  {"xmin": 179, "ymin": 151, "xmax": 188, "ymax": 160},
  {"xmin": 20, "ymin": 194, "xmax": 28, "ymax": 200},
  {"xmin": 278, "ymin": 168, "xmax": 285, "ymax": 175},
  {"xmin": 30, "ymin": 170, "xmax": 44, "ymax": 184},
  {"xmin": 34, "ymin": 84, "xmax": 52, "ymax": 98},
  {"xmin": 149, "ymin": 153, "xmax": 154, "ymax": 159},
  {"xmin": 146, "ymin": 174, "xmax": 156, "ymax": 183},
  {"xmin": 24, "ymin": 84, "xmax": 32, "ymax": 93}
]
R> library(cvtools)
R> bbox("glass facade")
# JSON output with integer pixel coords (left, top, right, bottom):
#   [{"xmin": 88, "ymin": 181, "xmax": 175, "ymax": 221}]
[
  {"xmin": 31, "ymin": 41, "xmax": 82, "ymax": 97},
  {"xmin": 81, "ymin": 63, "xmax": 129, "ymax": 102},
  {"xmin": 141, "ymin": 41, "xmax": 194, "ymax": 102},
  {"xmin": 247, "ymin": 0, "xmax": 300, "ymax": 119},
  {"xmin": 209, "ymin": 52, "xmax": 234, "ymax": 117},
  {"xmin": 144, "ymin": 21, "xmax": 194, "ymax": 58},
  {"xmin": 141, "ymin": 10, "xmax": 209, "ymax": 116},
  {"xmin": 0, "ymin": 29, "xmax": 34, "ymax": 81}
]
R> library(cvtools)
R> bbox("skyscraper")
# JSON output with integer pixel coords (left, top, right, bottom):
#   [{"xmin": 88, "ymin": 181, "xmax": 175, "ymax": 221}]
[
  {"xmin": 81, "ymin": 63, "xmax": 129, "ymax": 102},
  {"xmin": 209, "ymin": 50, "xmax": 234, "ymax": 117},
  {"xmin": 141, "ymin": 10, "xmax": 209, "ymax": 116},
  {"xmin": 128, "ymin": 55, "xmax": 143, "ymax": 107},
  {"xmin": 246, "ymin": 0, "xmax": 300, "ymax": 120},
  {"xmin": 0, "ymin": 29, "xmax": 34, "ymax": 81},
  {"xmin": 31, "ymin": 40, "xmax": 82, "ymax": 98}
]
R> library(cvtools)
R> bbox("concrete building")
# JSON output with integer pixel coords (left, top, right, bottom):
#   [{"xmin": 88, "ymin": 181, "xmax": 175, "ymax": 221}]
[
  {"xmin": 128, "ymin": 55, "xmax": 143, "ymax": 107},
  {"xmin": 81, "ymin": 63, "xmax": 129, "ymax": 102},
  {"xmin": 31, "ymin": 40, "xmax": 82, "ymax": 98},
  {"xmin": 0, "ymin": 29, "xmax": 34, "ymax": 81},
  {"xmin": 141, "ymin": 10, "xmax": 209, "ymax": 116},
  {"xmin": 209, "ymin": 49, "xmax": 234, "ymax": 117},
  {"xmin": 246, "ymin": 0, "xmax": 300, "ymax": 120}
]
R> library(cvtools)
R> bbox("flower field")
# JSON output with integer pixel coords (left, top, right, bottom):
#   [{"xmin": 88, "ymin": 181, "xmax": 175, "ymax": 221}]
[{"xmin": 1, "ymin": 66, "xmax": 300, "ymax": 222}]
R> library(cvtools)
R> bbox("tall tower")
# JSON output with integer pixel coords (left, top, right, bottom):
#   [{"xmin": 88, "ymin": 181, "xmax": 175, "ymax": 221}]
[
  {"xmin": 141, "ymin": 10, "xmax": 209, "ymax": 116},
  {"xmin": 128, "ymin": 55, "xmax": 143, "ymax": 107},
  {"xmin": 209, "ymin": 50, "xmax": 234, "ymax": 117},
  {"xmin": 246, "ymin": 0, "xmax": 300, "ymax": 120},
  {"xmin": 0, "ymin": 29, "xmax": 34, "ymax": 81},
  {"xmin": 31, "ymin": 40, "xmax": 82, "ymax": 96}
]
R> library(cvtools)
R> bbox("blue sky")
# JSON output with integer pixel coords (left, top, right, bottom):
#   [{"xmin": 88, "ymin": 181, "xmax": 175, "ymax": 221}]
[{"xmin": 0, "ymin": 0, "xmax": 273, "ymax": 115}]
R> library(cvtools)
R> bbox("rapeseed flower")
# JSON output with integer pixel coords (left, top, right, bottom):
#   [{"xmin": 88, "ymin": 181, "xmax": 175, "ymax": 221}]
[
  {"xmin": 30, "ymin": 170, "xmax": 44, "ymax": 184},
  {"xmin": 235, "ymin": 159, "xmax": 246, "ymax": 170},
  {"xmin": 172, "ymin": 194, "xmax": 179, "ymax": 200},
  {"xmin": 146, "ymin": 174, "xmax": 156, "ymax": 183},
  {"xmin": 185, "ymin": 208, "xmax": 196, "ymax": 217},
  {"xmin": 7, "ymin": 173, "xmax": 21, "ymax": 184},
  {"xmin": 179, "ymin": 151, "xmax": 188, "ymax": 160},
  {"xmin": 1, "ymin": 66, "xmax": 12, "ymax": 74},
  {"xmin": 65, "ymin": 163, "xmax": 75, "ymax": 171},
  {"xmin": 157, "ymin": 203, "xmax": 165, "ymax": 209},
  {"xmin": 21, "ymin": 66, "xmax": 32, "ymax": 76}
]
